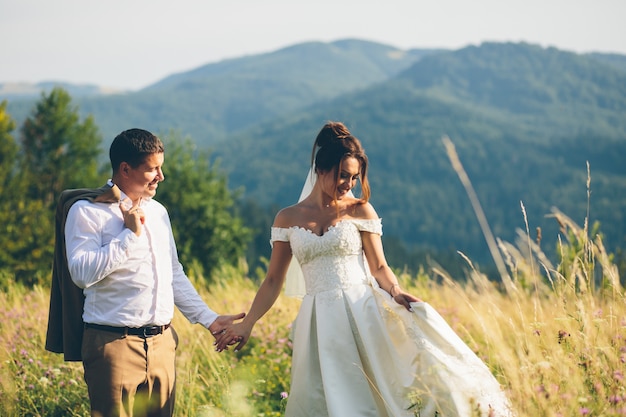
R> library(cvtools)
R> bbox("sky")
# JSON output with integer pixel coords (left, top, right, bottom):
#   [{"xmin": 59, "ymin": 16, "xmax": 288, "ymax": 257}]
[{"xmin": 2, "ymin": 0, "xmax": 625, "ymax": 91}]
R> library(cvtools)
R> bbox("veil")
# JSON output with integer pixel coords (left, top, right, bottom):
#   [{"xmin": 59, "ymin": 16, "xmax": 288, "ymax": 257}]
[{"xmin": 284, "ymin": 167, "xmax": 317, "ymax": 298}]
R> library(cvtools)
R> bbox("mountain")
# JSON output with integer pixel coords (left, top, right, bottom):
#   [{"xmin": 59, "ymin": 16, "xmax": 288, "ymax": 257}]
[
  {"xmin": 0, "ymin": 81, "xmax": 127, "ymax": 100},
  {"xmin": 212, "ymin": 42, "xmax": 626, "ymax": 268},
  {"xmin": 4, "ymin": 39, "xmax": 434, "ymax": 147},
  {"xmin": 4, "ymin": 40, "xmax": 625, "ymax": 272},
  {"xmin": 587, "ymin": 52, "xmax": 626, "ymax": 73}
]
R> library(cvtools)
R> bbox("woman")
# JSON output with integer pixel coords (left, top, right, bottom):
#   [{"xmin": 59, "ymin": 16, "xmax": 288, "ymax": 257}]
[{"xmin": 215, "ymin": 122, "xmax": 513, "ymax": 416}]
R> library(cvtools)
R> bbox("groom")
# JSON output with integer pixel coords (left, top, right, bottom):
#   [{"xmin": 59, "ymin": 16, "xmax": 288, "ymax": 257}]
[{"xmin": 45, "ymin": 128, "xmax": 244, "ymax": 417}]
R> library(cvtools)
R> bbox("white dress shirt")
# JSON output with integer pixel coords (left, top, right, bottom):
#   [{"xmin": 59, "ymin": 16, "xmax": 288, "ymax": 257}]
[{"xmin": 65, "ymin": 185, "xmax": 218, "ymax": 328}]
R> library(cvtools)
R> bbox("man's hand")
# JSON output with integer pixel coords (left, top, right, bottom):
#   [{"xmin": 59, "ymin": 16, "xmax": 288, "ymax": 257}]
[
  {"xmin": 119, "ymin": 197, "xmax": 145, "ymax": 236},
  {"xmin": 208, "ymin": 313, "xmax": 246, "ymax": 340},
  {"xmin": 213, "ymin": 322, "xmax": 252, "ymax": 353}
]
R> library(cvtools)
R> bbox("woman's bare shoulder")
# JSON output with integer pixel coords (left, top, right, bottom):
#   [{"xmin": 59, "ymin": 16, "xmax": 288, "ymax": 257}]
[
  {"xmin": 350, "ymin": 200, "xmax": 379, "ymax": 220},
  {"xmin": 273, "ymin": 204, "xmax": 302, "ymax": 228}
]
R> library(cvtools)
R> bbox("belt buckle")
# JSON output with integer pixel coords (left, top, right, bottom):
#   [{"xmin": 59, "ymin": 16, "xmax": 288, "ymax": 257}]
[
  {"xmin": 142, "ymin": 326, "xmax": 156, "ymax": 338},
  {"xmin": 142, "ymin": 325, "xmax": 161, "ymax": 338}
]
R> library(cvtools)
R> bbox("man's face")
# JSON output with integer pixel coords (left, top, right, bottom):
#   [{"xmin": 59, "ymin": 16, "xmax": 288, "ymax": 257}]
[{"xmin": 122, "ymin": 152, "xmax": 165, "ymax": 203}]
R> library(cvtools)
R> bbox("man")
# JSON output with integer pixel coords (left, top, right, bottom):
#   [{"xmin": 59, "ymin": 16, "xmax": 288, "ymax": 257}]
[{"xmin": 61, "ymin": 128, "xmax": 243, "ymax": 416}]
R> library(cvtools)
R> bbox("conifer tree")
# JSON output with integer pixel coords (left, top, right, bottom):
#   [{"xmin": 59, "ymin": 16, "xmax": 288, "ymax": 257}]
[
  {"xmin": 10, "ymin": 88, "xmax": 105, "ymax": 285},
  {"xmin": 20, "ymin": 87, "xmax": 104, "ymax": 207}
]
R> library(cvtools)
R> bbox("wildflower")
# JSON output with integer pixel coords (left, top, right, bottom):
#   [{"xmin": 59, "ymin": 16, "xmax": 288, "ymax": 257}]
[
  {"xmin": 608, "ymin": 395, "xmax": 622, "ymax": 405},
  {"xmin": 557, "ymin": 330, "xmax": 570, "ymax": 344},
  {"xmin": 579, "ymin": 407, "xmax": 590, "ymax": 415},
  {"xmin": 614, "ymin": 370, "xmax": 624, "ymax": 382},
  {"xmin": 535, "ymin": 384, "xmax": 548, "ymax": 399},
  {"xmin": 281, "ymin": 391, "xmax": 289, "ymax": 399}
]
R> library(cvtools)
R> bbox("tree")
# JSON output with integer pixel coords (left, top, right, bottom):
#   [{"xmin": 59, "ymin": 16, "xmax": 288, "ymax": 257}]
[
  {"xmin": 6, "ymin": 89, "xmax": 105, "ymax": 285},
  {"xmin": 156, "ymin": 134, "xmax": 252, "ymax": 280},
  {"xmin": 0, "ymin": 101, "xmax": 55, "ymax": 286},
  {"xmin": 0, "ymin": 100, "xmax": 18, "ymax": 193},
  {"xmin": 0, "ymin": 101, "xmax": 20, "ymax": 284},
  {"xmin": 20, "ymin": 87, "xmax": 104, "ymax": 207}
]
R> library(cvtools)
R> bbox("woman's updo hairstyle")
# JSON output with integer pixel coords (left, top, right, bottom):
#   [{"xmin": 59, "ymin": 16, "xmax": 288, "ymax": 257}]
[{"xmin": 311, "ymin": 121, "xmax": 370, "ymax": 203}]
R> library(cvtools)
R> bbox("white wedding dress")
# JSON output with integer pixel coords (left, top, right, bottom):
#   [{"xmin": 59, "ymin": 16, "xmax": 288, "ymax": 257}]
[{"xmin": 271, "ymin": 218, "xmax": 514, "ymax": 417}]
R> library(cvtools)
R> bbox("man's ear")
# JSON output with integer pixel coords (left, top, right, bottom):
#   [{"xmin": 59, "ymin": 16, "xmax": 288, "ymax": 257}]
[{"xmin": 119, "ymin": 162, "xmax": 131, "ymax": 177}]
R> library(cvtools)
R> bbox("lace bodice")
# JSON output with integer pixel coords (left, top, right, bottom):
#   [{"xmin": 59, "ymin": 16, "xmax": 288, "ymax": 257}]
[{"xmin": 271, "ymin": 219, "xmax": 382, "ymax": 296}]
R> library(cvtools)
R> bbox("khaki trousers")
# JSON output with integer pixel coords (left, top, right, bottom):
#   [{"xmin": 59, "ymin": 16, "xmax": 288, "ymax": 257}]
[{"xmin": 82, "ymin": 326, "xmax": 178, "ymax": 417}]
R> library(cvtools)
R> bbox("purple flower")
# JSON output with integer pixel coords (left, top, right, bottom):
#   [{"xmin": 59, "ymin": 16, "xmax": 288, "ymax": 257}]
[
  {"xmin": 609, "ymin": 395, "xmax": 622, "ymax": 405},
  {"xmin": 281, "ymin": 391, "xmax": 289, "ymax": 399}
]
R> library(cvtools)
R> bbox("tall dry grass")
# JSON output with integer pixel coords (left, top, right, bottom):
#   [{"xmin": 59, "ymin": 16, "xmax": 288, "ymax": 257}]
[{"xmin": 1, "ymin": 216, "xmax": 624, "ymax": 416}]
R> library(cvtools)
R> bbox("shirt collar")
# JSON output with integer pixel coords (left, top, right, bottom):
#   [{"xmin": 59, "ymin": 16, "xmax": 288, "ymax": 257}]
[{"xmin": 107, "ymin": 179, "xmax": 152, "ymax": 206}]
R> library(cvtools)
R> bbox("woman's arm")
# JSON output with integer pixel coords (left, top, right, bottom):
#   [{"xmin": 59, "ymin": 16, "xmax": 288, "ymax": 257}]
[
  {"xmin": 361, "ymin": 231, "xmax": 421, "ymax": 310},
  {"xmin": 214, "ymin": 240, "xmax": 293, "ymax": 352}
]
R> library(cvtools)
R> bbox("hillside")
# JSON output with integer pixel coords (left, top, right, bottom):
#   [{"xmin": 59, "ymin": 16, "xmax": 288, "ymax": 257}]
[
  {"xmin": 3, "ymin": 40, "xmax": 625, "ymax": 272},
  {"xmin": 4, "ymin": 39, "xmax": 432, "ymax": 147},
  {"xmin": 213, "ymin": 42, "xmax": 626, "ymax": 268},
  {"xmin": 0, "ymin": 81, "xmax": 127, "ymax": 100}
]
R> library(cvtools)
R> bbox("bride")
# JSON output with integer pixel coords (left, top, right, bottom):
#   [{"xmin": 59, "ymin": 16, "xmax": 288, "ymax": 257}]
[{"xmin": 214, "ymin": 121, "xmax": 514, "ymax": 416}]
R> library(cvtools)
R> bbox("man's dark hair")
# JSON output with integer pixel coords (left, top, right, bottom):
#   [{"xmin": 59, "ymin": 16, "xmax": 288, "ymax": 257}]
[{"xmin": 109, "ymin": 128, "xmax": 164, "ymax": 172}]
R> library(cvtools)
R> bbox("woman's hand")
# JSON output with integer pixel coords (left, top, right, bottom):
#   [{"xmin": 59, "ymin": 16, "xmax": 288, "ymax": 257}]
[
  {"xmin": 214, "ymin": 322, "xmax": 252, "ymax": 353},
  {"xmin": 390, "ymin": 285, "xmax": 421, "ymax": 311}
]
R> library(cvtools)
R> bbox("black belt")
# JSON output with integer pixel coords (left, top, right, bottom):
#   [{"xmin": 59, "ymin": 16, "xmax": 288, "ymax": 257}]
[{"xmin": 85, "ymin": 322, "xmax": 170, "ymax": 338}]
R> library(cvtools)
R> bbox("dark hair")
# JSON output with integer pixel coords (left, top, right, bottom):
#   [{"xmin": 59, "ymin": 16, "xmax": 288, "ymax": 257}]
[
  {"xmin": 109, "ymin": 128, "xmax": 164, "ymax": 172},
  {"xmin": 311, "ymin": 121, "xmax": 370, "ymax": 202}
]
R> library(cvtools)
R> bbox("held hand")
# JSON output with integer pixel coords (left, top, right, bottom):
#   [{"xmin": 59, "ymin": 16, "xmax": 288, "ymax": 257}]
[
  {"xmin": 119, "ymin": 198, "xmax": 145, "ymax": 236},
  {"xmin": 209, "ymin": 313, "xmax": 246, "ymax": 352},
  {"xmin": 213, "ymin": 321, "xmax": 252, "ymax": 353},
  {"xmin": 208, "ymin": 312, "xmax": 246, "ymax": 338}
]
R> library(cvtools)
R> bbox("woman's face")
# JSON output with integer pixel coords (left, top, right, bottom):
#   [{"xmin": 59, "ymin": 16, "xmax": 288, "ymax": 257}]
[{"xmin": 319, "ymin": 156, "xmax": 361, "ymax": 201}]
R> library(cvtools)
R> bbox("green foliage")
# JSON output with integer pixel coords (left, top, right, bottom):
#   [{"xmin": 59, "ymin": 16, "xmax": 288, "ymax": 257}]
[
  {"xmin": 0, "ymin": 102, "xmax": 58, "ymax": 285},
  {"xmin": 0, "ymin": 101, "xmax": 18, "ymax": 188},
  {"xmin": 1, "ymin": 90, "xmax": 252, "ymax": 288},
  {"xmin": 232, "ymin": 316, "xmax": 292, "ymax": 414},
  {"xmin": 20, "ymin": 87, "xmax": 104, "ymax": 205},
  {"xmin": 212, "ymin": 43, "xmax": 626, "ymax": 272},
  {"xmin": 0, "ymin": 89, "xmax": 106, "ymax": 286},
  {"xmin": 0, "ymin": 101, "xmax": 19, "ymax": 281},
  {"xmin": 156, "ymin": 133, "xmax": 252, "ymax": 280},
  {"xmin": 3, "ymin": 42, "xmax": 626, "ymax": 283}
]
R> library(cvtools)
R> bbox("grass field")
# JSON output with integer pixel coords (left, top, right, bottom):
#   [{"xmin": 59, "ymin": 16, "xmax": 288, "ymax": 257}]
[{"xmin": 1, "ymin": 204, "xmax": 624, "ymax": 416}]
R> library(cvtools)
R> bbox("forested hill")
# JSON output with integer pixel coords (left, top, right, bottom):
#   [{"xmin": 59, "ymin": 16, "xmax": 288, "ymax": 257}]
[
  {"xmin": 212, "ymin": 42, "xmax": 626, "ymax": 267},
  {"xmin": 4, "ymin": 39, "xmax": 434, "ymax": 147},
  {"xmin": 3, "ymin": 40, "xmax": 625, "ymax": 271}
]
